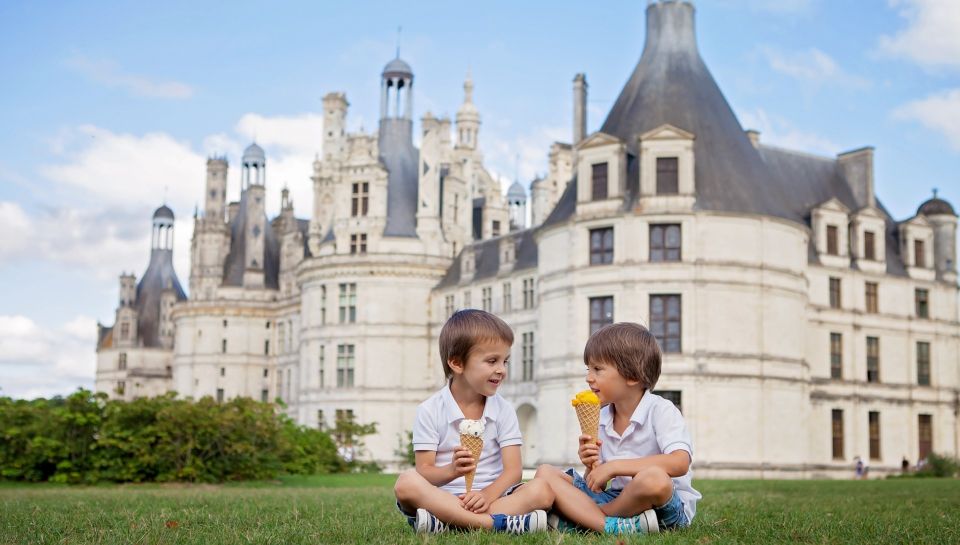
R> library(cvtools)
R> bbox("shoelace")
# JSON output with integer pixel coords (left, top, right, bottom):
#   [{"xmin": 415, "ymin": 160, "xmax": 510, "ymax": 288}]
[
  {"xmin": 617, "ymin": 516, "xmax": 637, "ymax": 533},
  {"xmin": 430, "ymin": 516, "xmax": 446, "ymax": 533},
  {"xmin": 504, "ymin": 515, "xmax": 527, "ymax": 534}
]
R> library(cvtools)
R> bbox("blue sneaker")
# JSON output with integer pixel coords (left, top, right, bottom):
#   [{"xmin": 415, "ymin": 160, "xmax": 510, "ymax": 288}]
[
  {"xmin": 547, "ymin": 510, "xmax": 579, "ymax": 533},
  {"xmin": 491, "ymin": 510, "xmax": 548, "ymax": 534},
  {"xmin": 604, "ymin": 509, "xmax": 659, "ymax": 534},
  {"xmin": 414, "ymin": 508, "xmax": 447, "ymax": 534}
]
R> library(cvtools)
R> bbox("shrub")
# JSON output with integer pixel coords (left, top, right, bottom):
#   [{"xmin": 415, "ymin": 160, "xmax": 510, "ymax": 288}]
[{"xmin": 916, "ymin": 453, "xmax": 960, "ymax": 478}]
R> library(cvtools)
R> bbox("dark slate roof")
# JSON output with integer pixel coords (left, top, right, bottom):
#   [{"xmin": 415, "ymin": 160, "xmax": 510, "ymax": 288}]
[
  {"xmin": 437, "ymin": 229, "xmax": 538, "ymax": 289},
  {"xmin": 153, "ymin": 205, "xmax": 174, "ymax": 220},
  {"xmin": 135, "ymin": 248, "xmax": 187, "ymax": 347},
  {"xmin": 541, "ymin": 177, "xmax": 577, "ymax": 228},
  {"xmin": 379, "ymin": 119, "xmax": 420, "ymax": 237},
  {"xmin": 222, "ymin": 189, "xmax": 281, "ymax": 288},
  {"xmin": 918, "ymin": 198, "xmax": 956, "ymax": 217},
  {"xmin": 97, "ymin": 325, "xmax": 113, "ymax": 350},
  {"xmin": 599, "ymin": 1, "xmax": 797, "ymax": 223}
]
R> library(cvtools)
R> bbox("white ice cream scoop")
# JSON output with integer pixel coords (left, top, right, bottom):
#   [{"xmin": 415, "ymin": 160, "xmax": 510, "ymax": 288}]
[{"xmin": 459, "ymin": 418, "xmax": 485, "ymax": 437}]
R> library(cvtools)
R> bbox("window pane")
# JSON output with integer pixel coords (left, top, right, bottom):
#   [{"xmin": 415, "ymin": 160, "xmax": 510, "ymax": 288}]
[
  {"xmin": 591, "ymin": 163, "xmax": 608, "ymax": 200},
  {"xmin": 656, "ymin": 157, "xmax": 679, "ymax": 194}
]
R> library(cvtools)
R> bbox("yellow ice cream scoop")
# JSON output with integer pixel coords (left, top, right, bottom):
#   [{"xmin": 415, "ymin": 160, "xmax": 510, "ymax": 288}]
[{"xmin": 571, "ymin": 389, "xmax": 600, "ymax": 406}]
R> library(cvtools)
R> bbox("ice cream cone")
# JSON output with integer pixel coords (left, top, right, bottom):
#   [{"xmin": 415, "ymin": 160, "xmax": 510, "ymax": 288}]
[
  {"xmin": 574, "ymin": 402, "xmax": 600, "ymax": 443},
  {"xmin": 460, "ymin": 434, "xmax": 484, "ymax": 492}
]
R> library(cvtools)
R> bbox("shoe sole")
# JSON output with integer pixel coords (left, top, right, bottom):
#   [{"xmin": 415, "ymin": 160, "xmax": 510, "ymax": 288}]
[
  {"xmin": 529, "ymin": 510, "xmax": 548, "ymax": 532},
  {"xmin": 643, "ymin": 509, "xmax": 660, "ymax": 533}
]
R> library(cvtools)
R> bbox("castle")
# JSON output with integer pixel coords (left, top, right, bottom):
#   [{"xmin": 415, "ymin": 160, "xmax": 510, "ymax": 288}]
[{"xmin": 97, "ymin": 1, "xmax": 959, "ymax": 477}]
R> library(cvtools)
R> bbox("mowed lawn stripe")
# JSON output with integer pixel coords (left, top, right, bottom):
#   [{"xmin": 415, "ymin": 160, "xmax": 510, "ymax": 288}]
[{"xmin": 1, "ymin": 477, "xmax": 958, "ymax": 544}]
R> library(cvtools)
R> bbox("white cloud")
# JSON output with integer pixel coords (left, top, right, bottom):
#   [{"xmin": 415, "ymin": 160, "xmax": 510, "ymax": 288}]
[
  {"xmin": 893, "ymin": 88, "xmax": 960, "ymax": 150},
  {"xmin": 739, "ymin": 108, "xmax": 840, "ymax": 155},
  {"xmin": 0, "ymin": 314, "xmax": 97, "ymax": 399},
  {"xmin": 67, "ymin": 55, "xmax": 194, "ymax": 99},
  {"xmin": 879, "ymin": 0, "xmax": 960, "ymax": 70},
  {"xmin": 483, "ymin": 125, "xmax": 568, "ymax": 193},
  {"xmin": 762, "ymin": 46, "xmax": 870, "ymax": 89}
]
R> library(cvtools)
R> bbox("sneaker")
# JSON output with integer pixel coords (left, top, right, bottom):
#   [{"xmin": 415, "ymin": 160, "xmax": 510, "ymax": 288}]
[
  {"xmin": 546, "ymin": 510, "xmax": 578, "ymax": 533},
  {"xmin": 492, "ymin": 510, "xmax": 548, "ymax": 534},
  {"xmin": 414, "ymin": 508, "xmax": 447, "ymax": 534},
  {"xmin": 604, "ymin": 509, "xmax": 659, "ymax": 534}
]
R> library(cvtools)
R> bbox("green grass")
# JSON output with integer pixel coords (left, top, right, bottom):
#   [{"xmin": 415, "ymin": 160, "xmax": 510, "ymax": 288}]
[{"xmin": 1, "ymin": 475, "xmax": 958, "ymax": 544}]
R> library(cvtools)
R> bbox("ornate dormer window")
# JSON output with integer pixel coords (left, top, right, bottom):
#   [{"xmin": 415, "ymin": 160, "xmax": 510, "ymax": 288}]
[
  {"xmin": 851, "ymin": 206, "xmax": 886, "ymax": 274},
  {"xmin": 899, "ymin": 215, "xmax": 935, "ymax": 281},
  {"xmin": 638, "ymin": 124, "xmax": 695, "ymax": 212},
  {"xmin": 461, "ymin": 247, "xmax": 475, "ymax": 281},
  {"xmin": 811, "ymin": 198, "xmax": 850, "ymax": 268},
  {"xmin": 575, "ymin": 132, "xmax": 625, "ymax": 211}
]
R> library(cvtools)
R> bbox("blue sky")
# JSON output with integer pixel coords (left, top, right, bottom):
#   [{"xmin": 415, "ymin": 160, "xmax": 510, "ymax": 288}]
[{"xmin": 1, "ymin": 0, "xmax": 959, "ymax": 398}]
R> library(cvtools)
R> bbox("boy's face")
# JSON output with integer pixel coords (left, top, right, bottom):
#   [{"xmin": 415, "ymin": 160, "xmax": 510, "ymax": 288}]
[
  {"xmin": 585, "ymin": 358, "xmax": 638, "ymax": 404},
  {"xmin": 450, "ymin": 339, "xmax": 511, "ymax": 397}
]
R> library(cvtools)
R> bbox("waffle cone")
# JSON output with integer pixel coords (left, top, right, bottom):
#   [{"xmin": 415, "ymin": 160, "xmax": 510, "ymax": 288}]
[
  {"xmin": 575, "ymin": 403, "xmax": 600, "ymax": 444},
  {"xmin": 460, "ymin": 434, "xmax": 484, "ymax": 492}
]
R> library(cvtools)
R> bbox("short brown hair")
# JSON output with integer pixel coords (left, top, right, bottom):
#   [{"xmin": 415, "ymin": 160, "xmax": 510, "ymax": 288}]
[
  {"xmin": 439, "ymin": 309, "xmax": 514, "ymax": 378},
  {"xmin": 583, "ymin": 322, "xmax": 661, "ymax": 389}
]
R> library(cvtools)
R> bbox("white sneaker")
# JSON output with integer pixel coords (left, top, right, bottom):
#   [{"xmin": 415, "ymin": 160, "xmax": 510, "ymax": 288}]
[{"xmin": 414, "ymin": 508, "xmax": 447, "ymax": 534}]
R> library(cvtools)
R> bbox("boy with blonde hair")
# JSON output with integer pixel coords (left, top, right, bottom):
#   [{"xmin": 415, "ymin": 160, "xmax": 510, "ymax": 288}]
[
  {"xmin": 534, "ymin": 322, "xmax": 701, "ymax": 534},
  {"xmin": 393, "ymin": 309, "xmax": 552, "ymax": 534}
]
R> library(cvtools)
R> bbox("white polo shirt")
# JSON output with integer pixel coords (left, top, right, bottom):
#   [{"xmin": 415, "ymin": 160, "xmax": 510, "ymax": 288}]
[
  {"xmin": 412, "ymin": 384, "xmax": 523, "ymax": 496},
  {"xmin": 598, "ymin": 391, "xmax": 702, "ymax": 521}
]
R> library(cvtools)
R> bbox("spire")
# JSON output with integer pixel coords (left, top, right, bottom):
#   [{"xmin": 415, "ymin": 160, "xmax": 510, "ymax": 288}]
[{"xmin": 456, "ymin": 70, "xmax": 480, "ymax": 150}]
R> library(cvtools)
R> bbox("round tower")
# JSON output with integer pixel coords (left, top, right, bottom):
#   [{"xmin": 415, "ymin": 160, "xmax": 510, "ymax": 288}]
[
  {"xmin": 241, "ymin": 142, "xmax": 266, "ymax": 189},
  {"xmin": 507, "ymin": 180, "xmax": 527, "ymax": 231},
  {"xmin": 380, "ymin": 57, "xmax": 413, "ymax": 121},
  {"xmin": 152, "ymin": 205, "xmax": 175, "ymax": 251},
  {"xmin": 918, "ymin": 191, "xmax": 958, "ymax": 280}
]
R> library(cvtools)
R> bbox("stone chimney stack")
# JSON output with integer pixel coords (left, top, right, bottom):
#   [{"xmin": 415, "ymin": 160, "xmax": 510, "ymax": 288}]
[
  {"xmin": 838, "ymin": 147, "xmax": 875, "ymax": 208},
  {"xmin": 573, "ymin": 73, "xmax": 587, "ymax": 145}
]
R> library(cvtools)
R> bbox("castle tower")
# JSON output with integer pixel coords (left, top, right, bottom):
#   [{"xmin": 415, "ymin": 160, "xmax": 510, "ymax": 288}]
[
  {"xmin": 507, "ymin": 180, "xmax": 527, "ymax": 231},
  {"xmin": 241, "ymin": 143, "xmax": 267, "ymax": 288},
  {"xmin": 918, "ymin": 191, "xmax": 958, "ymax": 283},
  {"xmin": 456, "ymin": 72, "xmax": 480, "ymax": 150},
  {"xmin": 378, "ymin": 57, "xmax": 419, "ymax": 237},
  {"xmin": 322, "ymin": 92, "xmax": 349, "ymax": 161},
  {"xmin": 204, "ymin": 157, "xmax": 228, "ymax": 222}
]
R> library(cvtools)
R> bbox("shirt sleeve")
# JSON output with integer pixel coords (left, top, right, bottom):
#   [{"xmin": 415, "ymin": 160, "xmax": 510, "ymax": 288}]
[
  {"xmin": 653, "ymin": 401, "xmax": 693, "ymax": 460},
  {"xmin": 412, "ymin": 402, "xmax": 440, "ymax": 451},
  {"xmin": 496, "ymin": 399, "xmax": 523, "ymax": 448}
]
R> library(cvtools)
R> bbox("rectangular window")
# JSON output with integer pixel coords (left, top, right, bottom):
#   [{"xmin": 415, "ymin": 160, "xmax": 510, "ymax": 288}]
[
  {"xmin": 339, "ymin": 283, "xmax": 357, "ymax": 323},
  {"xmin": 521, "ymin": 332, "xmax": 535, "ymax": 382},
  {"xmin": 863, "ymin": 231, "xmax": 876, "ymax": 260},
  {"xmin": 261, "ymin": 389, "xmax": 269, "ymax": 403},
  {"xmin": 502, "ymin": 283, "xmax": 512, "ymax": 312},
  {"xmin": 444, "ymin": 294, "xmax": 455, "ymax": 318},
  {"xmin": 320, "ymin": 285, "xmax": 327, "ymax": 325},
  {"xmin": 918, "ymin": 414, "xmax": 933, "ymax": 461},
  {"xmin": 589, "ymin": 227, "xmax": 614, "ymax": 265},
  {"xmin": 335, "ymin": 409, "xmax": 356, "ymax": 445},
  {"xmin": 522, "ymin": 278, "xmax": 535, "ymax": 309},
  {"xmin": 831, "ymin": 409, "xmax": 844, "ymax": 459},
  {"xmin": 351, "ymin": 182, "xmax": 369, "ymax": 217},
  {"xmin": 264, "ymin": 340, "xmax": 270, "ymax": 355},
  {"xmin": 216, "ymin": 388, "xmax": 224, "ymax": 403},
  {"xmin": 650, "ymin": 224, "xmax": 681, "ymax": 262},
  {"xmin": 865, "ymin": 282, "xmax": 878, "ymax": 314},
  {"xmin": 317, "ymin": 410, "xmax": 325, "ymax": 431},
  {"xmin": 350, "ymin": 233, "xmax": 368, "ymax": 254},
  {"xmin": 917, "ymin": 341, "xmax": 931, "ymax": 386},
  {"xmin": 650, "ymin": 294, "xmax": 682, "ymax": 353},
  {"xmin": 830, "ymin": 333, "xmax": 843, "ymax": 380},
  {"xmin": 829, "ymin": 277, "xmax": 841, "ymax": 309},
  {"xmin": 591, "ymin": 162, "xmax": 608, "ymax": 200},
  {"xmin": 319, "ymin": 345, "xmax": 325, "ymax": 388},
  {"xmin": 220, "ymin": 367, "xmax": 225, "ymax": 377},
  {"xmin": 337, "ymin": 344, "xmax": 355, "ymax": 388},
  {"xmin": 589, "ymin": 296, "xmax": 614, "ymax": 335},
  {"xmin": 221, "ymin": 339, "xmax": 227, "ymax": 354},
  {"xmin": 866, "ymin": 337, "xmax": 880, "ymax": 383},
  {"xmin": 482, "ymin": 287, "xmax": 492, "ymax": 312},
  {"xmin": 263, "ymin": 368, "xmax": 269, "ymax": 378},
  {"xmin": 118, "ymin": 352, "xmax": 127, "ymax": 371},
  {"xmin": 658, "ymin": 390, "xmax": 682, "ymax": 413},
  {"xmin": 463, "ymin": 290, "xmax": 472, "ymax": 309},
  {"xmin": 656, "ymin": 157, "xmax": 679, "ymax": 194},
  {"xmin": 826, "ymin": 225, "xmax": 839, "ymax": 255},
  {"xmin": 120, "ymin": 322, "xmax": 130, "ymax": 340},
  {"xmin": 868, "ymin": 411, "xmax": 881, "ymax": 460},
  {"xmin": 914, "ymin": 239, "xmax": 925, "ymax": 268},
  {"xmin": 491, "ymin": 220, "xmax": 501, "ymax": 237},
  {"xmin": 116, "ymin": 381, "xmax": 125, "ymax": 396},
  {"xmin": 915, "ymin": 288, "xmax": 929, "ymax": 319}
]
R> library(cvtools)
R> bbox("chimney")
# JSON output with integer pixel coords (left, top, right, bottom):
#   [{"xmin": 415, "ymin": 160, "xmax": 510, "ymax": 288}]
[
  {"xmin": 837, "ymin": 147, "xmax": 875, "ymax": 208},
  {"xmin": 745, "ymin": 129, "xmax": 760, "ymax": 148},
  {"xmin": 573, "ymin": 73, "xmax": 587, "ymax": 145}
]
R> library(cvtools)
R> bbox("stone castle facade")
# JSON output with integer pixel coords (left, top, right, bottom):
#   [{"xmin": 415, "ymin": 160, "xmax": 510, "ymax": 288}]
[{"xmin": 97, "ymin": 1, "xmax": 959, "ymax": 477}]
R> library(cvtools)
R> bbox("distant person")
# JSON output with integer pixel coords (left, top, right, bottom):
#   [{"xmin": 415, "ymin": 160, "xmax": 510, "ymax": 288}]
[
  {"xmin": 393, "ymin": 309, "xmax": 549, "ymax": 535},
  {"xmin": 854, "ymin": 457, "xmax": 864, "ymax": 479},
  {"xmin": 901, "ymin": 457, "xmax": 910, "ymax": 474},
  {"xmin": 526, "ymin": 322, "xmax": 701, "ymax": 535}
]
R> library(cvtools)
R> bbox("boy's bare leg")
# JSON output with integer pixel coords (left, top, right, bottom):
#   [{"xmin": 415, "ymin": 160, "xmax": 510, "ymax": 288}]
[
  {"xmin": 394, "ymin": 470, "xmax": 494, "ymax": 529},
  {"xmin": 598, "ymin": 466, "xmax": 673, "ymax": 518},
  {"xmin": 536, "ymin": 465, "xmax": 606, "ymax": 532},
  {"xmin": 487, "ymin": 477, "xmax": 554, "ymax": 514}
]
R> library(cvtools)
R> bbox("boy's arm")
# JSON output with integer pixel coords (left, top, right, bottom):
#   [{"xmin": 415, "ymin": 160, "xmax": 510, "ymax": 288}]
[
  {"xmin": 480, "ymin": 444, "xmax": 522, "ymax": 499},
  {"xmin": 602, "ymin": 450, "xmax": 690, "ymax": 479},
  {"xmin": 415, "ymin": 448, "xmax": 476, "ymax": 487}
]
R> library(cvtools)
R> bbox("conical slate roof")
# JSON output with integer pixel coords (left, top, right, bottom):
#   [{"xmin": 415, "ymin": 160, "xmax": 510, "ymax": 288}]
[
  {"xmin": 600, "ymin": 0, "xmax": 797, "ymax": 222},
  {"xmin": 135, "ymin": 247, "xmax": 186, "ymax": 347}
]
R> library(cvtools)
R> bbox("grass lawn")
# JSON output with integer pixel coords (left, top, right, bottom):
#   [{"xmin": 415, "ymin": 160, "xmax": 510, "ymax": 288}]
[{"xmin": 1, "ymin": 475, "xmax": 958, "ymax": 544}]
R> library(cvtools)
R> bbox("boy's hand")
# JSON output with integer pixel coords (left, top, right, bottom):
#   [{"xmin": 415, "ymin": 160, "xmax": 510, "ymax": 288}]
[
  {"xmin": 585, "ymin": 462, "xmax": 612, "ymax": 493},
  {"xmin": 578, "ymin": 434, "xmax": 602, "ymax": 468},
  {"xmin": 458, "ymin": 490, "xmax": 490, "ymax": 513},
  {"xmin": 451, "ymin": 447, "xmax": 477, "ymax": 478}
]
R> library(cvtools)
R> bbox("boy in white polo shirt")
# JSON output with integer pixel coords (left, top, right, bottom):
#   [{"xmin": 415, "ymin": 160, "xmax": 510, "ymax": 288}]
[
  {"xmin": 393, "ymin": 309, "xmax": 551, "ymax": 534},
  {"xmin": 534, "ymin": 322, "xmax": 701, "ymax": 534}
]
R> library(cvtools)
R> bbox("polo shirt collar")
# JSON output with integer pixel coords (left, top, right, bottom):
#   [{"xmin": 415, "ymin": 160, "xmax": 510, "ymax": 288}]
[
  {"xmin": 442, "ymin": 382, "xmax": 499, "ymax": 424},
  {"xmin": 600, "ymin": 390, "xmax": 655, "ymax": 429}
]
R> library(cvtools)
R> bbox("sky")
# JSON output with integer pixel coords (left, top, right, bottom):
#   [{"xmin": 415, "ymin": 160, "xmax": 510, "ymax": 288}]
[{"xmin": 1, "ymin": 0, "xmax": 959, "ymax": 399}]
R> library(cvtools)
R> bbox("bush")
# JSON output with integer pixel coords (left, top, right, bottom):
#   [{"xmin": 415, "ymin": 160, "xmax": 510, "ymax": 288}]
[
  {"xmin": 0, "ymin": 389, "xmax": 372, "ymax": 483},
  {"xmin": 916, "ymin": 453, "xmax": 960, "ymax": 478}
]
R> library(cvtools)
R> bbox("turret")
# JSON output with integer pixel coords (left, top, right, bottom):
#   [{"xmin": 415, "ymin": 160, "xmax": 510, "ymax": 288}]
[
  {"xmin": 456, "ymin": 72, "xmax": 480, "ymax": 150},
  {"xmin": 918, "ymin": 191, "xmax": 958, "ymax": 282},
  {"xmin": 507, "ymin": 180, "xmax": 527, "ymax": 231},
  {"xmin": 322, "ymin": 92, "xmax": 349, "ymax": 160},
  {"xmin": 242, "ymin": 143, "xmax": 266, "ymax": 288},
  {"xmin": 204, "ymin": 157, "xmax": 228, "ymax": 223}
]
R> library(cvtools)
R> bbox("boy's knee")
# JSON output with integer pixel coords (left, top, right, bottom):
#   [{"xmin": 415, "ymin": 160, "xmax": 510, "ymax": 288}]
[
  {"xmin": 633, "ymin": 466, "xmax": 673, "ymax": 503},
  {"xmin": 534, "ymin": 464, "xmax": 560, "ymax": 480},
  {"xmin": 394, "ymin": 469, "xmax": 421, "ymax": 501}
]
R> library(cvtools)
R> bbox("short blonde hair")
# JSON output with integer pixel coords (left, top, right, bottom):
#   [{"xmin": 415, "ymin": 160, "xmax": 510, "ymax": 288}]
[
  {"xmin": 439, "ymin": 309, "xmax": 514, "ymax": 378},
  {"xmin": 583, "ymin": 322, "xmax": 661, "ymax": 389}
]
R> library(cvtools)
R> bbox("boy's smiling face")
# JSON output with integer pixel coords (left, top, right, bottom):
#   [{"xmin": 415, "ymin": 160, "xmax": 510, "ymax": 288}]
[
  {"xmin": 585, "ymin": 358, "xmax": 638, "ymax": 405},
  {"xmin": 450, "ymin": 339, "xmax": 511, "ymax": 397}
]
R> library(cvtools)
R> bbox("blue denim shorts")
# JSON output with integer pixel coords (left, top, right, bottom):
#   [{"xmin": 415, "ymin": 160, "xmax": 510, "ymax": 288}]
[{"xmin": 565, "ymin": 468, "xmax": 691, "ymax": 530}]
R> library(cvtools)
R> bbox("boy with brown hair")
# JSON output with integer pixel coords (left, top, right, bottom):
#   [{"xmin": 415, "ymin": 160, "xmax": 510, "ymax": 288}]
[
  {"xmin": 393, "ymin": 309, "xmax": 552, "ymax": 534},
  {"xmin": 534, "ymin": 322, "xmax": 701, "ymax": 534}
]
